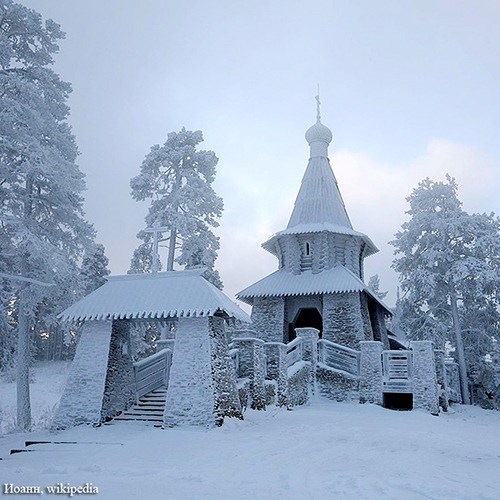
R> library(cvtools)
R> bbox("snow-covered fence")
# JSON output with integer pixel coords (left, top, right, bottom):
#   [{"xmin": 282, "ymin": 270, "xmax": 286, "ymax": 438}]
[
  {"xmin": 318, "ymin": 339, "xmax": 360, "ymax": 376},
  {"xmin": 286, "ymin": 337, "xmax": 303, "ymax": 368},
  {"xmin": 382, "ymin": 350, "xmax": 412, "ymax": 393},
  {"xmin": 133, "ymin": 348, "xmax": 172, "ymax": 401}
]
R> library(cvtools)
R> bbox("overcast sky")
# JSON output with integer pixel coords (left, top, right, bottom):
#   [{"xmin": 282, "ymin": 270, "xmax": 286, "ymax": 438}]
[{"xmin": 20, "ymin": 0, "xmax": 500, "ymax": 308}]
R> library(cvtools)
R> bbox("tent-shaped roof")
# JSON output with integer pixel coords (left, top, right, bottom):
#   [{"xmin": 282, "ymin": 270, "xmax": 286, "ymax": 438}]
[
  {"xmin": 237, "ymin": 265, "xmax": 391, "ymax": 314},
  {"xmin": 261, "ymin": 123, "xmax": 378, "ymax": 258},
  {"xmin": 60, "ymin": 269, "xmax": 250, "ymax": 323},
  {"xmin": 287, "ymin": 155, "xmax": 352, "ymax": 230}
]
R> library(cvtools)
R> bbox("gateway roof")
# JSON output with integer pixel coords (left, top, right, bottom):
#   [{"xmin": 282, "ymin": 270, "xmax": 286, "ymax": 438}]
[{"xmin": 60, "ymin": 269, "xmax": 250, "ymax": 323}]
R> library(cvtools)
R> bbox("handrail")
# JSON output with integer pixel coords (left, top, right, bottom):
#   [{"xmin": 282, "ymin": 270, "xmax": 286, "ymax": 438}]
[
  {"xmin": 318, "ymin": 338, "xmax": 359, "ymax": 356},
  {"xmin": 286, "ymin": 337, "xmax": 302, "ymax": 351},
  {"xmin": 286, "ymin": 337, "xmax": 303, "ymax": 368},
  {"xmin": 133, "ymin": 348, "xmax": 172, "ymax": 401},
  {"xmin": 318, "ymin": 339, "xmax": 360, "ymax": 376},
  {"xmin": 133, "ymin": 349, "xmax": 168, "ymax": 370}
]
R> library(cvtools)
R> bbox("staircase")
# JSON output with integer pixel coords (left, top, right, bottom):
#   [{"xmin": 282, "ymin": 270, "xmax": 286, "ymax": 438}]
[{"xmin": 112, "ymin": 387, "xmax": 167, "ymax": 425}]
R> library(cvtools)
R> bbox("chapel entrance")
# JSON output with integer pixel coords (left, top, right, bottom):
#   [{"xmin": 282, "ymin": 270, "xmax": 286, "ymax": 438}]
[{"xmin": 288, "ymin": 307, "xmax": 323, "ymax": 341}]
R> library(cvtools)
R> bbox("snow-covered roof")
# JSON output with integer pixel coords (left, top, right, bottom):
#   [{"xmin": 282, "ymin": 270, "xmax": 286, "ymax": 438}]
[
  {"xmin": 59, "ymin": 269, "xmax": 250, "ymax": 323},
  {"xmin": 287, "ymin": 155, "xmax": 352, "ymax": 231},
  {"xmin": 261, "ymin": 133, "xmax": 378, "ymax": 257},
  {"xmin": 237, "ymin": 265, "xmax": 391, "ymax": 313}
]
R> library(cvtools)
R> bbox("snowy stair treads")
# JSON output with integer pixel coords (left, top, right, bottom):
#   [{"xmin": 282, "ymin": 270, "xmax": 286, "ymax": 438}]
[{"xmin": 111, "ymin": 387, "xmax": 167, "ymax": 424}]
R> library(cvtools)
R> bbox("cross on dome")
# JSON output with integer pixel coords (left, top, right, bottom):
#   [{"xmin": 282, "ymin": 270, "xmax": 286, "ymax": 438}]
[
  {"xmin": 305, "ymin": 92, "xmax": 333, "ymax": 157},
  {"xmin": 315, "ymin": 85, "xmax": 321, "ymax": 122}
]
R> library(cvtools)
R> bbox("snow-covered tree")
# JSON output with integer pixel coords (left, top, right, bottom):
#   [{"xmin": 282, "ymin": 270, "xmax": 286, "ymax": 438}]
[
  {"xmin": 130, "ymin": 128, "xmax": 223, "ymax": 288},
  {"xmin": 0, "ymin": 0, "xmax": 95, "ymax": 429},
  {"xmin": 391, "ymin": 176, "xmax": 500, "ymax": 405},
  {"xmin": 367, "ymin": 274, "xmax": 388, "ymax": 300},
  {"xmin": 80, "ymin": 243, "xmax": 110, "ymax": 295}
]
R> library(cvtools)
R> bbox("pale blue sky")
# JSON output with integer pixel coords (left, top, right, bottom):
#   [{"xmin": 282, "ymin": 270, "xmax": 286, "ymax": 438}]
[{"xmin": 20, "ymin": 1, "xmax": 500, "ymax": 307}]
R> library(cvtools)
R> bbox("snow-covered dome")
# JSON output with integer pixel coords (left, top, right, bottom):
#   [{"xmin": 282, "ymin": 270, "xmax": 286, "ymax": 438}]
[{"xmin": 305, "ymin": 120, "xmax": 333, "ymax": 145}]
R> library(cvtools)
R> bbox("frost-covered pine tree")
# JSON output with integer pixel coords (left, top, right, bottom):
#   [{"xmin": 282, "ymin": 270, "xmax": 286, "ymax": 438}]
[
  {"xmin": 391, "ymin": 176, "xmax": 500, "ymax": 405},
  {"xmin": 80, "ymin": 244, "xmax": 111, "ymax": 295},
  {"xmin": 367, "ymin": 274, "xmax": 388, "ymax": 300},
  {"xmin": 130, "ymin": 128, "xmax": 224, "ymax": 288},
  {"xmin": 0, "ymin": 0, "xmax": 94, "ymax": 429}
]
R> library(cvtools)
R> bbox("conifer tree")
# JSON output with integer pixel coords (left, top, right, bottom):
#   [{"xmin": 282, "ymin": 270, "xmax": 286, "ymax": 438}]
[
  {"xmin": 391, "ymin": 176, "xmax": 500, "ymax": 405},
  {"xmin": 80, "ymin": 244, "xmax": 111, "ymax": 295},
  {"xmin": 130, "ymin": 128, "xmax": 223, "ymax": 288},
  {"xmin": 0, "ymin": 0, "xmax": 94, "ymax": 429},
  {"xmin": 367, "ymin": 274, "xmax": 388, "ymax": 300}
]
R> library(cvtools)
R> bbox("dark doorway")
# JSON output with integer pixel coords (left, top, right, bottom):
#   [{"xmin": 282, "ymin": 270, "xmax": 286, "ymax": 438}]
[
  {"xmin": 383, "ymin": 392, "xmax": 413, "ymax": 411},
  {"xmin": 288, "ymin": 308, "xmax": 322, "ymax": 341}
]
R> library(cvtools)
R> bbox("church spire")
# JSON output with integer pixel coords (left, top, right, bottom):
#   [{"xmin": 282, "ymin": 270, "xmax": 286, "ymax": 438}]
[{"xmin": 287, "ymin": 97, "xmax": 352, "ymax": 230}]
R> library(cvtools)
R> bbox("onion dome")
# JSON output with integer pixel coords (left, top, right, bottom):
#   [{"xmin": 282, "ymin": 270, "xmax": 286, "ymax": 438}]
[
  {"xmin": 305, "ymin": 94, "xmax": 333, "ymax": 157},
  {"xmin": 305, "ymin": 120, "xmax": 333, "ymax": 146}
]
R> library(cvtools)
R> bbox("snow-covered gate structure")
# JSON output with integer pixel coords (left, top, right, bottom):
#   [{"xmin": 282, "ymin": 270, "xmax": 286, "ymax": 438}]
[{"xmin": 53, "ymin": 269, "xmax": 250, "ymax": 429}]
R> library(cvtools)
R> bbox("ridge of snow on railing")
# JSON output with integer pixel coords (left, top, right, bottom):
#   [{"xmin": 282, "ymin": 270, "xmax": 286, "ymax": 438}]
[
  {"xmin": 286, "ymin": 337, "xmax": 303, "ymax": 368},
  {"xmin": 133, "ymin": 348, "xmax": 172, "ymax": 401},
  {"xmin": 318, "ymin": 339, "xmax": 360, "ymax": 376},
  {"xmin": 382, "ymin": 350, "xmax": 412, "ymax": 393}
]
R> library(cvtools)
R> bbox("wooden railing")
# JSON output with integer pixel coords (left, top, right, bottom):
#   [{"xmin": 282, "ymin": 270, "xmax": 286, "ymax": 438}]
[
  {"xmin": 286, "ymin": 337, "xmax": 303, "ymax": 368},
  {"xmin": 133, "ymin": 348, "xmax": 172, "ymax": 401},
  {"xmin": 382, "ymin": 350, "xmax": 412, "ymax": 393},
  {"xmin": 318, "ymin": 339, "xmax": 360, "ymax": 376}
]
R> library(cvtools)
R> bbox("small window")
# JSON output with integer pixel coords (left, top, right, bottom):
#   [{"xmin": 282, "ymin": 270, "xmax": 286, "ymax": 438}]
[{"xmin": 305, "ymin": 242, "xmax": 311, "ymax": 256}]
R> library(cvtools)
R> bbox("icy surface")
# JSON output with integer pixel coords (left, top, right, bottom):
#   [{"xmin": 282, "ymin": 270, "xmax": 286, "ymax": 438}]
[{"xmin": 1, "ymin": 401, "xmax": 500, "ymax": 499}]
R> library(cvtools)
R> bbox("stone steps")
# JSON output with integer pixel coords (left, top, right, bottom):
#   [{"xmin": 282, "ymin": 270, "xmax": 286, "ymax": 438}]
[{"xmin": 111, "ymin": 386, "xmax": 167, "ymax": 425}]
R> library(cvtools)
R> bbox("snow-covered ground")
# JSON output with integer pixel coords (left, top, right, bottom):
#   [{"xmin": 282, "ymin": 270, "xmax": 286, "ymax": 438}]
[
  {"xmin": 0, "ymin": 361, "xmax": 70, "ymax": 435},
  {"xmin": 1, "ymin": 362, "xmax": 499, "ymax": 498},
  {"xmin": 1, "ymin": 398, "xmax": 499, "ymax": 499}
]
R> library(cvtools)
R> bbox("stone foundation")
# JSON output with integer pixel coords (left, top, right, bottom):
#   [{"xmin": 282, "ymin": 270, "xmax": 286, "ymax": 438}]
[
  {"xmin": 251, "ymin": 296, "xmax": 285, "ymax": 342},
  {"xmin": 287, "ymin": 362, "xmax": 311, "ymax": 406},
  {"xmin": 264, "ymin": 342, "xmax": 288, "ymax": 406},
  {"xmin": 163, "ymin": 317, "xmax": 217, "ymax": 427},
  {"xmin": 101, "ymin": 320, "xmax": 135, "ymax": 421},
  {"xmin": 52, "ymin": 320, "xmax": 113, "ymax": 429},
  {"xmin": 317, "ymin": 365, "xmax": 359, "ymax": 402},
  {"xmin": 209, "ymin": 316, "xmax": 243, "ymax": 424},
  {"xmin": 434, "ymin": 349, "xmax": 449, "ymax": 411},
  {"xmin": 232, "ymin": 337, "xmax": 266, "ymax": 410},
  {"xmin": 359, "ymin": 341, "xmax": 383, "ymax": 405},
  {"xmin": 323, "ymin": 292, "xmax": 364, "ymax": 348},
  {"xmin": 411, "ymin": 341, "xmax": 439, "ymax": 414}
]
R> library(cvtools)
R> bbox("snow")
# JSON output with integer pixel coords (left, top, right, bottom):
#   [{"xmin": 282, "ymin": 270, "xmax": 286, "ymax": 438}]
[
  {"xmin": 0, "ymin": 361, "xmax": 70, "ymax": 436},
  {"xmin": 1, "ymin": 396, "xmax": 500, "ymax": 498}
]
